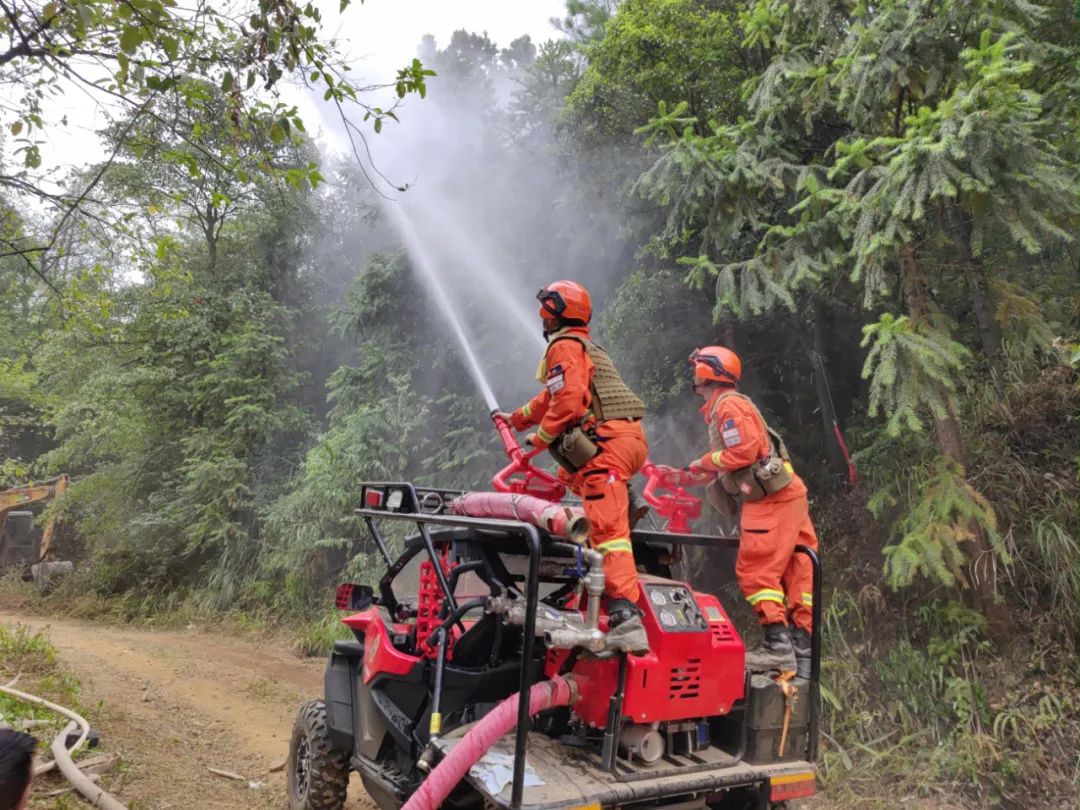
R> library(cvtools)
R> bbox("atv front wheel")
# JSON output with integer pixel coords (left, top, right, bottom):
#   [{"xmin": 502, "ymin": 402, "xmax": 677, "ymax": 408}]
[{"xmin": 288, "ymin": 699, "xmax": 349, "ymax": 810}]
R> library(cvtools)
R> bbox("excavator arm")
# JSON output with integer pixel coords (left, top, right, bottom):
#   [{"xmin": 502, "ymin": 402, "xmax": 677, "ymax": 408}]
[{"xmin": 0, "ymin": 475, "xmax": 69, "ymax": 562}]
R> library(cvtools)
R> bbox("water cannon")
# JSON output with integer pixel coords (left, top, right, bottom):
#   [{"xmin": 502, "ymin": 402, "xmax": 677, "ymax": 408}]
[
  {"xmin": 490, "ymin": 410, "xmax": 567, "ymax": 502},
  {"xmin": 640, "ymin": 460, "xmax": 703, "ymax": 534}
]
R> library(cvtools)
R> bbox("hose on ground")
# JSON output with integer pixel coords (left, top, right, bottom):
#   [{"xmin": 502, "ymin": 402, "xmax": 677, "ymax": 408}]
[
  {"xmin": 52, "ymin": 720, "xmax": 128, "ymax": 810},
  {"xmin": 401, "ymin": 675, "xmax": 577, "ymax": 810},
  {"xmin": 0, "ymin": 681, "xmax": 128, "ymax": 809}
]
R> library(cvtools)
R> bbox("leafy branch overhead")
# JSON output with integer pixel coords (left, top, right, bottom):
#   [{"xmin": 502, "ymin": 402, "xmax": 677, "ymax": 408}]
[{"xmin": 0, "ymin": 0, "xmax": 433, "ymax": 286}]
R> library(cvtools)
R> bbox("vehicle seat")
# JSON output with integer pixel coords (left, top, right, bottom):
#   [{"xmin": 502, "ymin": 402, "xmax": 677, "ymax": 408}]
[{"xmin": 450, "ymin": 613, "xmax": 520, "ymax": 668}]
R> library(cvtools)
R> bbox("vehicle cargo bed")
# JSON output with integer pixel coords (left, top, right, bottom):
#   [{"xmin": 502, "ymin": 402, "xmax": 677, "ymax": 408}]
[{"xmin": 434, "ymin": 728, "xmax": 814, "ymax": 809}]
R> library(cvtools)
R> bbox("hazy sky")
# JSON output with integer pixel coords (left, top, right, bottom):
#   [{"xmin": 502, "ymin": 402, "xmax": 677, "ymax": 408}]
[
  {"xmin": 335, "ymin": 0, "xmax": 566, "ymax": 74},
  {"xmin": 37, "ymin": 1, "xmax": 567, "ymax": 178},
  {"xmin": 290, "ymin": 0, "xmax": 568, "ymax": 152}
]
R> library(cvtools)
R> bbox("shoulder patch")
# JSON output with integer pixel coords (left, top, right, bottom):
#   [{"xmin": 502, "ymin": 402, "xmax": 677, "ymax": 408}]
[
  {"xmin": 546, "ymin": 363, "xmax": 566, "ymax": 394},
  {"xmin": 721, "ymin": 417, "xmax": 742, "ymax": 447}
]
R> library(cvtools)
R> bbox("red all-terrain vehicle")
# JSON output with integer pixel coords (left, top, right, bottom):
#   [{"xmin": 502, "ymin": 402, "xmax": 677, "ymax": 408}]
[{"xmin": 287, "ymin": 474, "xmax": 821, "ymax": 810}]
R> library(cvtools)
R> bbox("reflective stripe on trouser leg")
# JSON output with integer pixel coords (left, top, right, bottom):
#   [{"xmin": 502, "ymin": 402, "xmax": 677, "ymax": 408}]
[
  {"xmin": 747, "ymin": 589, "xmax": 786, "ymax": 624},
  {"xmin": 596, "ymin": 538, "xmax": 633, "ymax": 555},
  {"xmin": 747, "ymin": 589, "xmax": 786, "ymax": 606}
]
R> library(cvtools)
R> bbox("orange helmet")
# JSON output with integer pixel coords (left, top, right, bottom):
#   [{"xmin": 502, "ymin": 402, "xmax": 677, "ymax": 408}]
[
  {"xmin": 689, "ymin": 346, "xmax": 741, "ymax": 385},
  {"xmin": 537, "ymin": 280, "xmax": 591, "ymax": 324}
]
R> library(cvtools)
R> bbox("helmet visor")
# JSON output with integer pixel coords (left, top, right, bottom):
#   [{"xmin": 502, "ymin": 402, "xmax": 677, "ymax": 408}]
[
  {"xmin": 536, "ymin": 288, "xmax": 566, "ymax": 317},
  {"xmin": 689, "ymin": 349, "xmax": 736, "ymax": 382}
]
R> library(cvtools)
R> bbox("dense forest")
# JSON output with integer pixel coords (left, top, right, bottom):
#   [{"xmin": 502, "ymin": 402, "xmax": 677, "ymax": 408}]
[{"xmin": 0, "ymin": 0, "xmax": 1076, "ymax": 806}]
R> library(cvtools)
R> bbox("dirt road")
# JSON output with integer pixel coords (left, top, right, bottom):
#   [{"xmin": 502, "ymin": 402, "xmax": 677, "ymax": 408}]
[{"xmin": 0, "ymin": 611, "xmax": 374, "ymax": 809}]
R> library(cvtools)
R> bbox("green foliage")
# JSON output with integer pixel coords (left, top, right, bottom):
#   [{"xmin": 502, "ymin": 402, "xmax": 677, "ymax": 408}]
[
  {"xmin": 628, "ymin": 0, "xmax": 1076, "ymax": 645},
  {"xmin": 551, "ymin": 0, "xmax": 618, "ymax": 45},
  {"xmin": 637, "ymin": 0, "xmax": 1076, "ymax": 398},
  {"xmin": 963, "ymin": 357, "xmax": 1079, "ymax": 627},
  {"xmin": 0, "ymin": 623, "xmax": 57, "ymax": 674},
  {"xmin": 566, "ymin": 0, "xmax": 745, "ymax": 143},
  {"xmin": 598, "ymin": 269, "xmax": 713, "ymax": 406},
  {"xmin": 260, "ymin": 251, "xmax": 499, "ymax": 609},
  {"xmin": 818, "ymin": 589, "xmax": 1077, "ymax": 804},
  {"xmin": 874, "ymin": 455, "xmax": 1002, "ymax": 589},
  {"xmin": 30, "ymin": 131, "xmax": 319, "ymax": 607},
  {"xmin": 824, "ymin": 29, "xmax": 1075, "ymax": 287},
  {"xmin": 292, "ymin": 608, "xmax": 355, "ymax": 656},
  {"xmin": 860, "ymin": 314, "xmax": 970, "ymax": 435},
  {"xmin": 0, "ymin": 624, "xmax": 82, "ymax": 734}
]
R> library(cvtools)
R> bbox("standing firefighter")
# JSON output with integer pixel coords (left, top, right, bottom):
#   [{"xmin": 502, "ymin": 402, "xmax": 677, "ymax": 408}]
[
  {"xmin": 661, "ymin": 346, "xmax": 819, "ymax": 676},
  {"xmin": 497, "ymin": 280, "xmax": 650, "ymax": 654}
]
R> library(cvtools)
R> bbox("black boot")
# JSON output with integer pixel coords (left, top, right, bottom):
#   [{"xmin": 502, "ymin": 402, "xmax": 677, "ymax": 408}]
[
  {"xmin": 744, "ymin": 623, "xmax": 797, "ymax": 674},
  {"xmin": 606, "ymin": 598, "xmax": 649, "ymax": 654},
  {"xmin": 791, "ymin": 627, "xmax": 812, "ymax": 680}
]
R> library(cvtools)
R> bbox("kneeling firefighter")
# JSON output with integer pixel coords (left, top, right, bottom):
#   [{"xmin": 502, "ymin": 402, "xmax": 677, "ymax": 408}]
[
  {"xmin": 496, "ymin": 280, "xmax": 650, "ymax": 654},
  {"xmin": 659, "ymin": 347, "xmax": 819, "ymax": 677}
]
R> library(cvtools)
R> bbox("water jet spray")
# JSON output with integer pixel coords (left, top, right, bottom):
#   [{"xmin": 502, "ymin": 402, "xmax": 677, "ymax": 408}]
[{"xmin": 383, "ymin": 204, "xmax": 500, "ymax": 412}]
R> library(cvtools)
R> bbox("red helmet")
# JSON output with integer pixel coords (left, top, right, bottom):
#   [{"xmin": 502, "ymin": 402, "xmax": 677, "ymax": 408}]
[
  {"xmin": 690, "ymin": 346, "xmax": 741, "ymax": 385},
  {"xmin": 537, "ymin": 280, "xmax": 591, "ymax": 324}
]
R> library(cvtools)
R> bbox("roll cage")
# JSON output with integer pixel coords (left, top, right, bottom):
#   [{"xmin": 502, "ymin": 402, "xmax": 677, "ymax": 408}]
[{"xmin": 354, "ymin": 481, "xmax": 822, "ymax": 810}]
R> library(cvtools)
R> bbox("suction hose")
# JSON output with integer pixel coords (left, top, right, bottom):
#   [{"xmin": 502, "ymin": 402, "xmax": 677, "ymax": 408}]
[{"xmin": 401, "ymin": 675, "xmax": 578, "ymax": 810}]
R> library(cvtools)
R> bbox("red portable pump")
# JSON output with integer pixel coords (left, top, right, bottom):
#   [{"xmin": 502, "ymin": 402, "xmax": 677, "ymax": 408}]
[{"xmin": 546, "ymin": 576, "xmax": 745, "ymax": 728}]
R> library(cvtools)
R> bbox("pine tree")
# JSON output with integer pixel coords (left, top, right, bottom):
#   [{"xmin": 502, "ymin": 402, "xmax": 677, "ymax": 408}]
[{"xmin": 634, "ymin": 0, "xmax": 1078, "ymax": 637}]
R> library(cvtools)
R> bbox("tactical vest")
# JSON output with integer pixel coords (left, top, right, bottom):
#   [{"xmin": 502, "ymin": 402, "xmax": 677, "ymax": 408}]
[
  {"xmin": 708, "ymin": 390, "xmax": 793, "ymax": 502},
  {"xmin": 545, "ymin": 332, "xmax": 646, "ymax": 422}
]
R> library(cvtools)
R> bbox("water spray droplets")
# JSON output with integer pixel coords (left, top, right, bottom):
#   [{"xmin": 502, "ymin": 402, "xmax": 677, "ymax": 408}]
[{"xmin": 384, "ymin": 205, "xmax": 501, "ymax": 412}]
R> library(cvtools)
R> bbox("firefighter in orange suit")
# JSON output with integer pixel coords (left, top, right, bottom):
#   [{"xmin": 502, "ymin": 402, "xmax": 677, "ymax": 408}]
[
  {"xmin": 496, "ymin": 280, "xmax": 650, "ymax": 654},
  {"xmin": 659, "ymin": 346, "xmax": 818, "ymax": 676}
]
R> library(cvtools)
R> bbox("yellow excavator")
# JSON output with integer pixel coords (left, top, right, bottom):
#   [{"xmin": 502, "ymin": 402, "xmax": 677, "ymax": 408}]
[{"xmin": 0, "ymin": 475, "xmax": 70, "ymax": 578}]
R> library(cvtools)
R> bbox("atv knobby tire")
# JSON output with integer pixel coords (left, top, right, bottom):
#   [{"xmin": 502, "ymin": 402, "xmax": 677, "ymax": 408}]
[{"xmin": 288, "ymin": 699, "xmax": 349, "ymax": 810}]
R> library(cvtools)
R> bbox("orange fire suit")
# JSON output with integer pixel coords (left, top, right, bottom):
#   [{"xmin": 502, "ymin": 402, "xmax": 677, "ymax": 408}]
[
  {"xmin": 689, "ymin": 389, "xmax": 818, "ymax": 632},
  {"xmin": 510, "ymin": 328, "xmax": 648, "ymax": 602}
]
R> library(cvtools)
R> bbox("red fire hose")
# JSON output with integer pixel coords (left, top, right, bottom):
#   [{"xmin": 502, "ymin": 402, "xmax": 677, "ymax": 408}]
[
  {"xmin": 448, "ymin": 492, "xmax": 590, "ymax": 544},
  {"xmin": 401, "ymin": 676, "xmax": 578, "ymax": 810}
]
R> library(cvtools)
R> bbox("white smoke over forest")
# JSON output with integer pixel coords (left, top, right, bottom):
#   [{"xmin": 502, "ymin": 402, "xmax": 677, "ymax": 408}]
[{"xmin": 304, "ymin": 28, "xmax": 653, "ymax": 425}]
